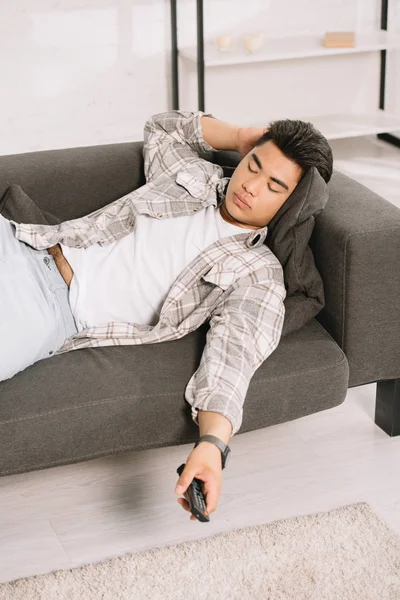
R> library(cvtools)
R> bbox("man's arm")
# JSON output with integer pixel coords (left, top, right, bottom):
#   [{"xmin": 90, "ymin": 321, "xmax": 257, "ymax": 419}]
[
  {"xmin": 143, "ymin": 111, "xmax": 215, "ymax": 183},
  {"xmin": 143, "ymin": 110, "xmax": 267, "ymax": 183},
  {"xmin": 143, "ymin": 111, "xmax": 245, "ymax": 183},
  {"xmin": 200, "ymin": 116, "xmax": 239, "ymax": 153},
  {"xmin": 198, "ymin": 410, "xmax": 233, "ymax": 445},
  {"xmin": 202, "ymin": 117, "xmax": 269, "ymax": 158},
  {"xmin": 185, "ymin": 271, "xmax": 286, "ymax": 438}
]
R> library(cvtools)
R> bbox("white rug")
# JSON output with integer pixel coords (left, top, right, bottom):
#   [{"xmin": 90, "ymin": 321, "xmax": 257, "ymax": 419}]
[{"xmin": 1, "ymin": 502, "xmax": 399, "ymax": 600}]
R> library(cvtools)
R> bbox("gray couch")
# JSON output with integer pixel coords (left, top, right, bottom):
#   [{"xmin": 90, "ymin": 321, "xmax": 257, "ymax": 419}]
[{"xmin": 0, "ymin": 142, "xmax": 399, "ymax": 478}]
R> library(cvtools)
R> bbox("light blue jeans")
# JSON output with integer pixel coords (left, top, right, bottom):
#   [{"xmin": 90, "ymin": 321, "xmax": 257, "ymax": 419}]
[{"xmin": 0, "ymin": 214, "xmax": 78, "ymax": 382}]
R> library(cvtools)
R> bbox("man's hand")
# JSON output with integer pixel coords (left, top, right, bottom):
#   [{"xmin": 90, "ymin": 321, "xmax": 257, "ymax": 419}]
[
  {"xmin": 175, "ymin": 442, "xmax": 222, "ymax": 521},
  {"xmin": 236, "ymin": 126, "xmax": 269, "ymax": 158},
  {"xmin": 201, "ymin": 116, "xmax": 268, "ymax": 156}
]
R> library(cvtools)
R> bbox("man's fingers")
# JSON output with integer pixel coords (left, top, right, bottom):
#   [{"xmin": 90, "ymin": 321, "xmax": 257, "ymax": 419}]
[
  {"xmin": 178, "ymin": 497, "xmax": 208, "ymax": 520},
  {"xmin": 175, "ymin": 466, "xmax": 195, "ymax": 496},
  {"xmin": 178, "ymin": 498, "xmax": 196, "ymax": 520},
  {"xmin": 200, "ymin": 476, "xmax": 219, "ymax": 515},
  {"xmin": 205, "ymin": 489, "xmax": 217, "ymax": 514},
  {"xmin": 177, "ymin": 498, "xmax": 189, "ymax": 511},
  {"xmin": 176, "ymin": 447, "xmax": 222, "ymax": 519},
  {"xmin": 176, "ymin": 483, "xmax": 219, "ymax": 515},
  {"xmin": 178, "ymin": 490, "xmax": 217, "ymax": 515}
]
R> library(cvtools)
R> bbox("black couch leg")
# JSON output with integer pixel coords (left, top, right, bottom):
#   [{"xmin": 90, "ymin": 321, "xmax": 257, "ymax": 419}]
[{"xmin": 375, "ymin": 379, "xmax": 400, "ymax": 436}]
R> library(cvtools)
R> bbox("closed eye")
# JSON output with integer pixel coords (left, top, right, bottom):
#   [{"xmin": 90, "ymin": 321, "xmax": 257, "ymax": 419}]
[{"xmin": 247, "ymin": 163, "xmax": 279, "ymax": 193}]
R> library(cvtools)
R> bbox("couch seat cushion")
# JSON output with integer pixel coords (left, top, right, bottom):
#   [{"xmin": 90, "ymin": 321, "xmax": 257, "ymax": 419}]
[{"xmin": 0, "ymin": 319, "xmax": 348, "ymax": 477}]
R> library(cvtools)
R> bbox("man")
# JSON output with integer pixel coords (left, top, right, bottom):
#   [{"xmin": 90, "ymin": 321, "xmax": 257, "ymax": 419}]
[{"xmin": 0, "ymin": 111, "xmax": 333, "ymax": 520}]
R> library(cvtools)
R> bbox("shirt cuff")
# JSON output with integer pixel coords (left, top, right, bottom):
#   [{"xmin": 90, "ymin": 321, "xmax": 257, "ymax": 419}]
[{"xmin": 189, "ymin": 111, "xmax": 218, "ymax": 155}]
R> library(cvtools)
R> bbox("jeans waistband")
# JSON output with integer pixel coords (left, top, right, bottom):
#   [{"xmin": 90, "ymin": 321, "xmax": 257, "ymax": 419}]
[{"xmin": 28, "ymin": 246, "xmax": 78, "ymax": 340}]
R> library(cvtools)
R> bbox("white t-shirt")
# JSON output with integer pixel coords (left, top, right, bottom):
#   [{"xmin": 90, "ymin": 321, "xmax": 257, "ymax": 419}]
[{"xmin": 61, "ymin": 206, "xmax": 253, "ymax": 331}]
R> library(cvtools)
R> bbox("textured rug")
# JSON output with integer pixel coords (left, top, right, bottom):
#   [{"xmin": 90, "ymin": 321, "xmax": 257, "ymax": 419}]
[{"xmin": 1, "ymin": 502, "xmax": 399, "ymax": 600}]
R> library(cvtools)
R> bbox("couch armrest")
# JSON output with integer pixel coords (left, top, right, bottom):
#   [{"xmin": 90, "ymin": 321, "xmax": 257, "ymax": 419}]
[{"xmin": 310, "ymin": 170, "xmax": 400, "ymax": 387}]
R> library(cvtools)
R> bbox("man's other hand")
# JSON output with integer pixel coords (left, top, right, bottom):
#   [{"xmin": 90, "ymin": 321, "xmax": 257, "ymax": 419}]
[
  {"xmin": 175, "ymin": 442, "xmax": 222, "ymax": 521},
  {"xmin": 236, "ymin": 126, "xmax": 268, "ymax": 158}
]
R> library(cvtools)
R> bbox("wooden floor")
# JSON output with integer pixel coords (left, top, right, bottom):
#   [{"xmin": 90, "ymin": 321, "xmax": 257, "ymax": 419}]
[{"xmin": 1, "ymin": 135, "xmax": 400, "ymax": 585}]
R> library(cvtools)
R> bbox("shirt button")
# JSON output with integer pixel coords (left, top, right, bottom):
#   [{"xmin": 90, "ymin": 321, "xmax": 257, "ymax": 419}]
[
  {"xmin": 193, "ymin": 208, "xmax": 199, "ymax": 212},
  {"xmin": 156, "ymin": 212, "xmax": 163, "ymax": 218},
  {"xmin": 49, "ymin": 350, "xmax": 53, "ymax": 355}
]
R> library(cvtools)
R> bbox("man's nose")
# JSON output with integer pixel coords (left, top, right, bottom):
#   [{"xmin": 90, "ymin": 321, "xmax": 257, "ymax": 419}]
[{"xmin": 243, "ymin": 178, "xmax": 261, "ymax": 196}]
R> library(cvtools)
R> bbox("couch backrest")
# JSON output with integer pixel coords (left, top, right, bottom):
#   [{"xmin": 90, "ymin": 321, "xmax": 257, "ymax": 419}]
[{"xmin": 0, "ymin": 142, "xmax": 147, "ymax": 222}]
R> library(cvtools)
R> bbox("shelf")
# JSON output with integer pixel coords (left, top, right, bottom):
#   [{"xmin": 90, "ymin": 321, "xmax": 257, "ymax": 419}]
[
  {"xmin": 180, "ymin": 31, "xmax": 400, "ymax": 67},
  {"xmin": 250, "ymin": 111, "xmax": 400, "ymax": 141}
]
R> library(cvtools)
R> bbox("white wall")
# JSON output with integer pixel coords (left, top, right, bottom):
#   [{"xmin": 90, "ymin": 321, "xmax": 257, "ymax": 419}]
[{"xmin": 0, "ymin": 0, "xmax": 398, "ymax": 155}]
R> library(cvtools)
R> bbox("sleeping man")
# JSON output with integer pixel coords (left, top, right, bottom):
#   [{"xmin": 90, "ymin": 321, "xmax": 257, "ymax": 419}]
[{"xmin": 0, "ymin": 111, "xmax": 332, "ymax": 520}]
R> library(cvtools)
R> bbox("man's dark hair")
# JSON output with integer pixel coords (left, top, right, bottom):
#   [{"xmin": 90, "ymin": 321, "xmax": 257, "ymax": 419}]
[{"xmin": 254, "ymin": 120, "xmax": 333, "ymax": 183}]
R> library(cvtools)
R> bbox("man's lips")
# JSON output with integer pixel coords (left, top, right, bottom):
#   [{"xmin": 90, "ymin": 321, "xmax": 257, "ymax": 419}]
[{"xmin": 234, "ymin": 193, "xmax": 251, "ymax": 209}]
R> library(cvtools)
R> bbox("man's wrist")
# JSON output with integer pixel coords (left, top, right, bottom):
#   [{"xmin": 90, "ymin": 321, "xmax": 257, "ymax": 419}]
[{"xmin": 197, "ymin": 410, "xmax": 233, "ymax": 446}]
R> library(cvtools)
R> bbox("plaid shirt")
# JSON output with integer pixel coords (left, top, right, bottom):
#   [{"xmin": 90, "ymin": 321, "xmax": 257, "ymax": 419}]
[{"xmin": 11, "ymin": 111, "xmax": 286, "ymax": 436}]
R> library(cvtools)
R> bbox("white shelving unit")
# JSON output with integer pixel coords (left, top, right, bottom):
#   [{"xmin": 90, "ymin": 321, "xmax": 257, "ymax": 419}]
[
  {"xmin": 178, "ymin": 30, "xmax": 400, "ymax": 141},
  {"xmin": 180, "ymin": 31, "xmax": 400, "ymax": 67},
  {"xmin": 284, "ymin": 111, "xmax": 400, "ymax": 141}
]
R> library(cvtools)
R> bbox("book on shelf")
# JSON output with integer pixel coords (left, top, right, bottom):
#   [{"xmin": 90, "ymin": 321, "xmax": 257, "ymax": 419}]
[{"xmin": 323, "ymin": 32, "xmax": 356, "ymax": 48}]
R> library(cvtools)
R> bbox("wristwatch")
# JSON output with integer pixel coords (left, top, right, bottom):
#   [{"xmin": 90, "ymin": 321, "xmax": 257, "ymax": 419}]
[{"xmin": 194, "ymin": 435, "xmax": 231, "ymax": 469}]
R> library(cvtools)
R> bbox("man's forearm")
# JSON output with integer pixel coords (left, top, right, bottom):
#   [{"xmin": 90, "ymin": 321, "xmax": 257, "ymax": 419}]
[
  {"xmin": 201, "ymin": 116, "xmax": 240, "ymax": 153},
  {"xmin": 198, "ymin": 410, "xmax": 233, "ymax": 445}
]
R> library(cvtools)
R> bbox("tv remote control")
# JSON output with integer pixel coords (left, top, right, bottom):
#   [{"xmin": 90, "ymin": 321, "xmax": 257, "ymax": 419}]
[{"xmin": 177, "ymin": 463, "xmax": 210, "ymax": 522}]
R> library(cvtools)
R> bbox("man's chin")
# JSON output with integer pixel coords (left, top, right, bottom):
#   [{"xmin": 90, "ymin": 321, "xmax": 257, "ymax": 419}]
[{"xmin": 222, "ymin": 203, "xmax": 255, "ymax": 230}]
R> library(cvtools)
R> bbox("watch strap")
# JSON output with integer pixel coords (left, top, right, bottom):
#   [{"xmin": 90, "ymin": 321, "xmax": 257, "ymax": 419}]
[{"xmin": 194, "ymin": 435, "xmax": 229, "ymax": 469}]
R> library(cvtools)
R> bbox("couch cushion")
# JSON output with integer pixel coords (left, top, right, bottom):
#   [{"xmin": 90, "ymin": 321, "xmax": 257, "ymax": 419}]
[
  {"xmin": 0, "ymin": 318, "xmax": 348, "ymax": 477},
  {"xmin": 0, "ymin": 184, "xmax": 61, "ymax": 225},
  {"xmin": 0, "ymin": 142, "xmax": 145, "ymax": 222},
  {"xmin": 266, "ymin": 166, "xmax": 328, "ymax": 337}
]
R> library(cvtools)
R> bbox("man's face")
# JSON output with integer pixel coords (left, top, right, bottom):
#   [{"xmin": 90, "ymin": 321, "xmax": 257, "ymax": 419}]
[{"xmin": 221, "ymin": 140, "xmax": 303, "ymax": 230}]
